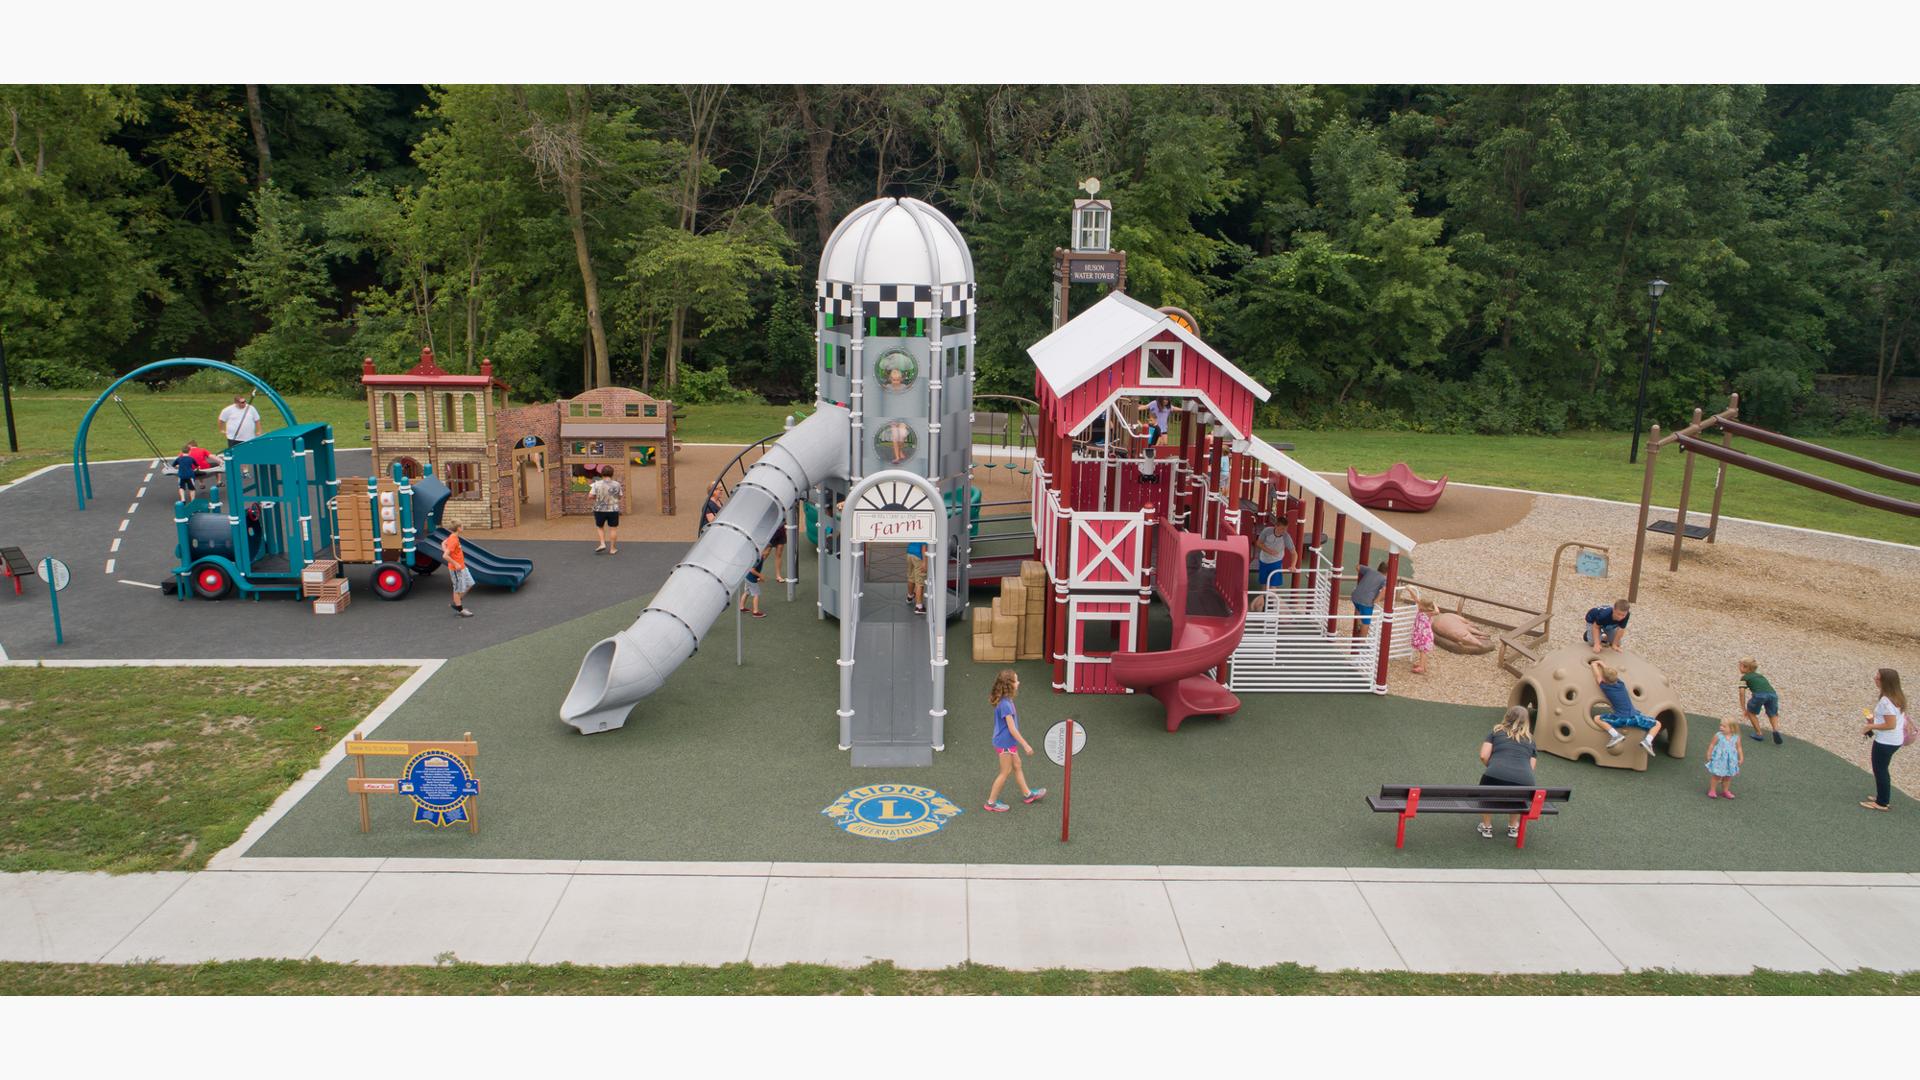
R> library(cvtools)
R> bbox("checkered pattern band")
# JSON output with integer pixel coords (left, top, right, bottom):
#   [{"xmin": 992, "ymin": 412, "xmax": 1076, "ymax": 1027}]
[
  {"xmin": 816, "ymin": 280, "xmax": 974, "ymax": 321},
  {"xmin": 816, "ymin": 280, "xmax": 857, "ymax": 318}
]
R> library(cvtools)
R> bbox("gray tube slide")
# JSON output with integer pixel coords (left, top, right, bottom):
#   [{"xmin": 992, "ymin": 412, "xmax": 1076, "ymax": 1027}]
[{"xmin": 559, "ymin": 406, "xmax": 851, "ymax": 734}]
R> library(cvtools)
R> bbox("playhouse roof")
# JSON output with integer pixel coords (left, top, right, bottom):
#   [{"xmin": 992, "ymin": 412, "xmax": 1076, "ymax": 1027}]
[
  {"xmin": 360, "ymin": 350, "xmax": 508, "ymax": 390},
  {"xmin": 1027, "ymin": 292, "xmax": 1270, "ymax": 403},
  {"xmin": 1243, "ymin": 436, "xmax": 1418, "ymax": 553}
]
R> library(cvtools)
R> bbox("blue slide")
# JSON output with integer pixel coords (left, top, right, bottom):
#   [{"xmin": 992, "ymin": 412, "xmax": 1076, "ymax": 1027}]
[{"xmin": 417, "ymin": 527, "xmax": 533, "ymax": 591}]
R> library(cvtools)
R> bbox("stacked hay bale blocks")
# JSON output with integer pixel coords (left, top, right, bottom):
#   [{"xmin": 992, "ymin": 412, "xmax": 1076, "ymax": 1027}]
[
  {"xmin": 301, "ymin": 558, "xmax": 350, "ymax": 614},
  {"xmin": 972, "ymin": 560, "xmax": 1047, "ymax": 663}
]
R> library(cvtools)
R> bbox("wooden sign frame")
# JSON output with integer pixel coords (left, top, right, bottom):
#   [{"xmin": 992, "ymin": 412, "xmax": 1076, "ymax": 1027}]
[{"xmin": 346, "ymin": 730, "xmax": 481, "ymax": 834}]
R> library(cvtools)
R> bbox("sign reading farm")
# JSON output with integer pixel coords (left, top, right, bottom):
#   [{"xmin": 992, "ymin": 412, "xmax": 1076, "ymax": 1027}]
[{"xmin": 850, "ymin": 509, "xmax": 935, "ymax": 543}]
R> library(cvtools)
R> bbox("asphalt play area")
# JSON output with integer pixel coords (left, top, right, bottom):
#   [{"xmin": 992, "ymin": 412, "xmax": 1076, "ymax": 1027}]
[
  {"xmin": 243, "ymin": 576, "xmax": 1920, "ymax": 871},
  {"xmin": 0, "ymin": 452, "xmax": 683, "ymax": 661}
]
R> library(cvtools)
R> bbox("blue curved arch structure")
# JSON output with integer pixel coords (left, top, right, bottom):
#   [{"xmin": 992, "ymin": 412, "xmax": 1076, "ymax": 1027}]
[{"xmin": 72, "ymin": 359, "xmax": 297, "ymax": 509}]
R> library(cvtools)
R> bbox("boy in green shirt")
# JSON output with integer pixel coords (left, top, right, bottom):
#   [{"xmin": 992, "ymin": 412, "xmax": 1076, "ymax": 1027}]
[{"xmin": 1737, "ymin": 656, "xmax": 1785, "ymax": 744}]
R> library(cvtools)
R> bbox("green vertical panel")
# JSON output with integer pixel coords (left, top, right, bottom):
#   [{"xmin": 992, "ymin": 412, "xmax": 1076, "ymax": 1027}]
[{"xmin": 869, "ymin": 316, "xmax": 878, "ymax": 337}]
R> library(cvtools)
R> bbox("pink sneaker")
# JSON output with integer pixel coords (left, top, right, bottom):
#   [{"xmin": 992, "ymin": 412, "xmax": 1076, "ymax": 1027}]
[
  {"xmin": 1723, "ymin": 791, "xmax": 1736, "ymax": 799},
  {"xmin": 1707, "ymin": 790, "xmax": 1718, "ymax": 798},
  {"xmin": 983, "ymin": 801, "xmax": 1009, "ymax": 813}
]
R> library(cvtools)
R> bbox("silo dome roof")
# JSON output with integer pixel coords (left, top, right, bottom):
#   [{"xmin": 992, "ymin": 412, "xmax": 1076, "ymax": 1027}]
[{"xmin": 820, "ymin": 197, "xmax": 973, "ymax": 287}]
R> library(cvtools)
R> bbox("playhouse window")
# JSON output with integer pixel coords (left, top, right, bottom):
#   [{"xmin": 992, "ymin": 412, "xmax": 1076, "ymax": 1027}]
[
  {"xmin": 402, "ymin": 394, "xmax": 420, "ymax": 430},
  {"xmin": 587, "ymin": 403, "xmax": 603, "ymax": 418},
  {"xmin": 440, "ymin": 392, "xmax": 456, "ymax": 431},
  {"xmin": 568, "ymin": 403, "xmax": 584, "ymax": 417},
  {"xmin": 463, "ymin": 394, "xmax": 478, "ymax": 433},
  {"xmin": 444, "ymin": 461, "xmax": 480, "ymax": 500},
  {"xmin": 643, "ymin": 403, "xmax": 658, "ymax": 417},
  {"xmin": 382, "ymin": 394, "xmax": 397, "ymax": 431},
  {"xmin": 625, "ymin": 403, "xmax": 640, "ymax": 417},
  {"xmin": 1142, "ymin": 343, "xmax": 1180, "ymax": 385}
]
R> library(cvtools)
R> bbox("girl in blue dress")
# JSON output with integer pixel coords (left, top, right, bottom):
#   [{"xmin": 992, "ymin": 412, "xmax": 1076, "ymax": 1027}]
[{"xmin": 1705, "ymin": 717, "xmax": 1745, "ymax": 799}]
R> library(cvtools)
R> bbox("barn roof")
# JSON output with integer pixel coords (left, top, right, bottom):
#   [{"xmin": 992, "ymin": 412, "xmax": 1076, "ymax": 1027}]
[
  {"xmin": 1027, "ymin": 292, "xmax": 1269, "ymax": 403},
  {"xmin": 1243, "ymin": 437, "xmax": 1418, "ymax": 553}
]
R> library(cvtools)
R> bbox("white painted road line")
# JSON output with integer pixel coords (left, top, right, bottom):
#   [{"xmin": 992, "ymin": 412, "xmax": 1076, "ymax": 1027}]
[
  {"xmin": 136, "ymin": 487, "xmax": 147, "ymax": 499},
  {"xmin": 117, "ymin": 520, "xmax": 129, "ymax": 533},
  {"xmin": 110, "ymin": 538, "xmax": 121, "ymax": 553},
  {"xmin": 105, "ymin": 559, "xmax": 116, "ymax": 575},
  {"xmin": 116, "ymin": 580, "xmax": 162, "ymax": 590},
  {"xmin": 126, "ymin": 503, "xmax": 138, "ymax": 515},
  {"xmin": 143, "ymin": 472, "xmax": 154, "ymax": 483}
]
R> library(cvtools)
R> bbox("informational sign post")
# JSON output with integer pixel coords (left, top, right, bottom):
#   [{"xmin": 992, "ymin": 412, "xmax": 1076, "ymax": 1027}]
[
  {"xmin": 1575, "ymin": 551, "xmax": 1609, "ymax": 577},
  {"xmin": 345, "ymin": 731, "xmax": 481, "ymax": 834},
  {"xmin": 1045, "ymin": 719, "xmax": 1084, "ymax": 842},
  {"xmin": 37, "ymin": 556, "xmax": 70, "ymax": 645}
]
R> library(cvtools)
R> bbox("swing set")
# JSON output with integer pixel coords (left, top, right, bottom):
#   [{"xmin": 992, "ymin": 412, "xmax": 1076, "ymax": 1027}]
[
  {"xmin": 73, "ymin": 359, "xmax": 296, "ymax": 510},
  {"xmin": 1628, "ymin": 392, "xmax": 1920, "ymax": 600}
]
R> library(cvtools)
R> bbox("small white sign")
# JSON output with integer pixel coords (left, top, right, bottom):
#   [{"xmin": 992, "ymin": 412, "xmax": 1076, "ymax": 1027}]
[
  {"xmin": 36, "ymin": 557, "xmax": 71, "ymax": 592},
  {"xmin": 850, "ymin": 510, "xmax": 935, "ymax": 544},
  {"xmin": 1044, "ymin": 720, "xmax": 1085, "ymax": 767}
]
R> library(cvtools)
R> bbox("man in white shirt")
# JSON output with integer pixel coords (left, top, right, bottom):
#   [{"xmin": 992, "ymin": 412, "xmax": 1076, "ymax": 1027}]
[{"xmin": 217, "ymin": 395, "xmax": 261, "ymax": 450}]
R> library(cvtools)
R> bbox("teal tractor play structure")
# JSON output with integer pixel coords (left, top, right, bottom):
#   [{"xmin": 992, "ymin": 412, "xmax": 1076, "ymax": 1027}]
[
  {"xmin": 70, "ymin": 358, "xmax": 531, "ymax": 600},
  {"xmin": 171, "ymin": 432, "xmax": 531, "ymax": 601}
]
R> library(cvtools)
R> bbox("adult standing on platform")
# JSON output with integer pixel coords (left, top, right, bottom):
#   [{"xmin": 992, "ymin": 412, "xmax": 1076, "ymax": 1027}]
[
  {"xmin": 1861, "ymin": 669, "xmax": 1908, "ymax": 812},
  {"xmin": 217, "ymin": 394, "xmax": 260, "ymax": 451}
]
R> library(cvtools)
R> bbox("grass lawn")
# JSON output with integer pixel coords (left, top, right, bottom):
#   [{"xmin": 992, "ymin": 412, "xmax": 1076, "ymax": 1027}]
[
  {"xmin": 0, "ymin": 665, "xmax": 413, "ymax": 873},
  {"xmin": 10, "ymin": 387, "xmax": 1913, "ymax": 543},
  {"xmin": 0, "ymin": 959, "xmax": 1913, "ymax": 995},
  {"xmin": 1263, "ymin": 426, "xmax": 1920, "ymax": 546}
]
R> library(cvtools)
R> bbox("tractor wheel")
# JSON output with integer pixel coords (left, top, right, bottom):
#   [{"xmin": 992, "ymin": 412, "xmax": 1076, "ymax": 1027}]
[
  {"xmin": 191, "ymin": 563, "xmax": 235, "ymax": 600},
  {"xmin": 371, "ymin": 563, "xmax": 414, "ymax": 601}
]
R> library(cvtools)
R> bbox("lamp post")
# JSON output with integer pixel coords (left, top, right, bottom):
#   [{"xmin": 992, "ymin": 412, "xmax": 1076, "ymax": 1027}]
[{"xmin": 1628, "ymin": 278, "xmax": 1668, "ymax": 464}]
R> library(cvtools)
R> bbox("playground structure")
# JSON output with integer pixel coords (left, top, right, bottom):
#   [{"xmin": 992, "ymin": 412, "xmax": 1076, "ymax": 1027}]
[
  {"xmin": 1628, "ymin": 392, "xmax": 1920, "ymax": 601},
  {"xmin": 72, "ymin": 357, "xmax": 297, "ymax": 511},
  {"xmin": 560, "ymin": 197, "xmax": 976, "ymax": 768},
  {"xmin": 495, "ymin": 385, "xmax": 678, "ymax": 527},
  {"xmin": 1025, "ymin": 290, "xmax": 1418, "ymax": 717},
  {"xmin": 361, "ymin": 350, "xmax": 511, "ymax": 530},
  {"xmin": 167, "ymin": 420, "xmax": 531, "ymax": 602},
  {"xmin": 1508, "ymin": 644, "xmax": 1689, "ymax": 771},
  {"xmin": 1346, "ymin": 462, "xmax": 1448, "ymax": 512}
]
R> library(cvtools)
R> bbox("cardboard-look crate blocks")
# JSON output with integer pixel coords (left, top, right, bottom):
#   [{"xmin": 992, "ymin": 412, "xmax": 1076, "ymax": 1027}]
[{"xmin": 972, "ymin": 560, "xmax": 1047, "ymax": 664}]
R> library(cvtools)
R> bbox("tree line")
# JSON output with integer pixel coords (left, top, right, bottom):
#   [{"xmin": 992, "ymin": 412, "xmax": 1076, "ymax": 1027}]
[{"xmin": 2, "ymin": 84, "xmax": 1915, "ymax": 433}]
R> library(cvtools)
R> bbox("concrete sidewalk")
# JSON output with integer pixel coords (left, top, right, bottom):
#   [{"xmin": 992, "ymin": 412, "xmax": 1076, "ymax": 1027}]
[{"xmin": 7, "ymin": 860, "xmax": 1920, "ymax": 974}]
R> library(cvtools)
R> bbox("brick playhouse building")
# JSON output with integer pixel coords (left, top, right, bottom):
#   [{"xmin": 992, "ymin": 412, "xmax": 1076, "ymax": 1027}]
[
  {"xmin": 361, "ymin": 349, "xmax": 510, "ymax": 530},
  {"xmin": 362, "ymin": 349, "xmax": 677, "ymax": 530},
  {"xmin": 493, "ymin": 387, "xmax": 677, "ymax": 527}
]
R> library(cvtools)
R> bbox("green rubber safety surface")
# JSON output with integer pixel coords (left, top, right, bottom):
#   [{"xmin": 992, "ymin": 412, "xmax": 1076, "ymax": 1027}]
[{"xmin": 249, "ymin": 587, "xmax": 1919, "ymax": 870}]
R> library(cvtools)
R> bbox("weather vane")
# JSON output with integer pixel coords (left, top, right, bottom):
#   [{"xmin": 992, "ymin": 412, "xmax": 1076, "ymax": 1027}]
[{"xmin": 1079, "ymin": 177, "xmax": 1101, "ymax": 197}]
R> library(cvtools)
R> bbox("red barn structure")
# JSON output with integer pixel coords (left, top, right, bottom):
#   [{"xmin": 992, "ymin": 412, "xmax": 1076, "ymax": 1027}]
[{"xmin": 1026, "ymin": 292, "xmax": 1418, "ymax": 710}]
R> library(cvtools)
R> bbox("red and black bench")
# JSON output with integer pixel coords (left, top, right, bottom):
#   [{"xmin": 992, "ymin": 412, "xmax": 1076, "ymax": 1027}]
[
  {"xmin": 1, "ymin": 546, "xmax": 29, "ymax": 596},
  {"xmin": 1367, "ymin": 784, "xmax": 1571, "ymax": 850}
]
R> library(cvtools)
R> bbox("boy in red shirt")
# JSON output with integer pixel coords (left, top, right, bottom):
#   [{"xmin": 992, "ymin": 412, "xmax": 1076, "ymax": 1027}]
[{"xmin": 444, "ymin": 522, "xmax": 475, "ymax": 617}]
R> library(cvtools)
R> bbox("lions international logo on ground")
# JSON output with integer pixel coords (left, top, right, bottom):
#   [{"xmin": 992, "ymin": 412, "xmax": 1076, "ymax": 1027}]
[{"xmin": 822, "ymin": 784, "xmax": 962, "ymax": 841}]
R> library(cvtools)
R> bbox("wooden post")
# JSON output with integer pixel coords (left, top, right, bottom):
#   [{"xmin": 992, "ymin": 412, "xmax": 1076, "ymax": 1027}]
[
  {"xmin": 1628, "ymin": 424, "xmax": 1661, "ymax": 603},
  {"xmin": 1669, "ymin": 407, "xmax": 1702, "ymax": 572},
  {"xmin": 1374, "ymin": 551, "xmax": 1400, "ymax": 690},
  {"xmin": 1706, "ymin": 421, "xmax": 1729, "ymax": 543},
  {"xmin": 464, "ymin": 730, "xmax": 478, "ymax": 835},
  {"xmin": 353, "ymin": 731, "xmax": 370, "ymax": 833}
]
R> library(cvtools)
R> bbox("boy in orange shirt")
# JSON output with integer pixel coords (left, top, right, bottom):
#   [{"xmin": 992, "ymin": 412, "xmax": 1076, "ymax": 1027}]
[{"xmin": 444, "ymin": 522, "xmax": 474, "ymax": 617}]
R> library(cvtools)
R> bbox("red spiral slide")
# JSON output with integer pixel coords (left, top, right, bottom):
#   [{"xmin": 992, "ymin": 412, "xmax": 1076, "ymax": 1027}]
[{"xmin": 1109, "ymin": 529, "xmax": 1250, "ymax": 732}]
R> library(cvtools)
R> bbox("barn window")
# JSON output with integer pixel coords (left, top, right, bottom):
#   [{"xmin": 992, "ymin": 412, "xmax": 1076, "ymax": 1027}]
[{"xmin": 1142, "ymin": 343, "xmax": 1180, "ymax": 385}]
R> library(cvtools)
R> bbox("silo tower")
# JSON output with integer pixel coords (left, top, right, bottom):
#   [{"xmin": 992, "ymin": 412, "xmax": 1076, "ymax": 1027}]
[{"xmin": 813, "ymin": 197, "xmax": 977, "ymax": 767}]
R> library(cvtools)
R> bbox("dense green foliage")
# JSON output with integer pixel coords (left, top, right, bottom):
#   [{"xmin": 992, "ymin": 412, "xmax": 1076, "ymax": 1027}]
[{"xmin": 3, "ymin": 85, "xmax": 1916, "ymax": 432}]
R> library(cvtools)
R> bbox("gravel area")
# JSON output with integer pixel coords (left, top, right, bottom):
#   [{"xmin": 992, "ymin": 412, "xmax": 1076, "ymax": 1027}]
[{"xmin": 1393, "ymin": 490, "xmax": 1920, "ymax": 796}]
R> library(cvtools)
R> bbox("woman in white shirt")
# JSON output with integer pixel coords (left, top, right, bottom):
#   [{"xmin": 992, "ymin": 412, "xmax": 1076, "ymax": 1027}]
[{"xmin": 1861, "ymin": 668, "xmax": 1908, "ymax": 812}]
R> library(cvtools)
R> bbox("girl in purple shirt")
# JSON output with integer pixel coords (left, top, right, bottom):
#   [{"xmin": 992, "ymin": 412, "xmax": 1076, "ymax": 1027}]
[{"xmin": 984, "ymin": 670, "xmax": 1046, "ymax": 813}]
